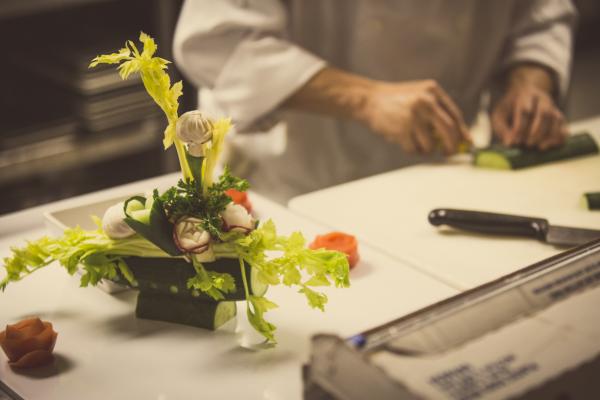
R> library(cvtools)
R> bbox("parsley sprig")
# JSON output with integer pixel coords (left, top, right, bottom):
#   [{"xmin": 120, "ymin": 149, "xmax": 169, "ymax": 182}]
[{"xmin": 159, "ymin": 167, "xmax": 249, "ymax": 237}]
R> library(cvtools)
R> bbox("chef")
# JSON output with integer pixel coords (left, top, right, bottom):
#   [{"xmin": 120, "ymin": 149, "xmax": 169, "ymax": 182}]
[{"xmin": 173, "ymin": 0, "xmax": 576, "ymax": 202}]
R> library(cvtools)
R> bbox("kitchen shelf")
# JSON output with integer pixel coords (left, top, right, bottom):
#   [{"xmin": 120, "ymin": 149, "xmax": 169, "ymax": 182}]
[
  {"xmin": 0, "ymin": 118, "xmax": 163, "ymax": 186},
  {"xmin": 0, "ymin": 0, "xmax": 115, "ymax": 19},
  {"xmin": 0, "ymin": 0, "xmax": 191, "ymax": 214}
]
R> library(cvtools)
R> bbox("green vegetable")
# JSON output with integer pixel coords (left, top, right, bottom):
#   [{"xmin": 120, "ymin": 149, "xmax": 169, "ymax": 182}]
[
  {"xmin": 124, "ymin": 192, "xmax": 181, "ymax": 256},
  {"xmin": 185, "ymin": 150, "xmax": 204, "ymax": 192},
  {"xmin": 124, "ymin": 196, "xmax": 145, "ymax": 215},
  {"xmin": 125, "ymin": 256, "xmax": 268, "ymax": 301},
  {"xmin": 474, "ymin": 133, "xmax": 598, "ymax": 170},
  {"xmin": 215, "ymin": 220, "xmax": 350, "ymax": 342},
  {"xmin": 201, "ymin": 118, "xmax": 230, "ymax": 193},
  {"xmin": 583, "ymin": 192, "xmax": 600, "ymax": 210},
  {"xmin": 159, "ymin": 168, "xmax": 249, "ymax": 238},
  {"xmin": 136, "ymin": 292, "xmax": 236, "ymax": 330},
  {"xmin": 1, "ymin": 33, "xmax": 351, "ymax": 344},
  {"xmin": 0, "ymin": 223, "xmax": 170, "ymax": 291},
  {"xmin": 90, "ymin": 32, "xmax": 191, "ymax": 181}
]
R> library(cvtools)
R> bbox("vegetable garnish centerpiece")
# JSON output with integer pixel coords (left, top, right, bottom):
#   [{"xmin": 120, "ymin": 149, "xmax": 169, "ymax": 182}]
[{"xmin": 0, "ymin": 33, "xmax": 350, "ymax": 344}]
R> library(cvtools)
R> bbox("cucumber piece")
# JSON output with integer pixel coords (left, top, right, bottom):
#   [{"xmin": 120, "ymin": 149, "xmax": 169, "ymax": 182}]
[
  {"xmin": 584, "ymin": 192, "xmax": 600, "ymax": 210},
  {"xmin": 123, "ymin": 257, "xmax": 268, "ymax": 300},
  {"xmin": 124, "ymin": 197, "xmax": 181, "ymax": 256},
  {"xmin": 135, "ymin": 291, "xmax": 236, "ymax": 330},
  {"xmin": 145, "ymin": 196, "xmax": 155, "ymax": 210},
  {"xmin": 124, "ymin": 197, "xmax": 146, "ymax": 216},
  {"xmin": 474, "ymin": 133, "xmax": 598, "ymax": 170},
  {"xmin": 250, "ymin": 265, "xmax": 268, "ymax": 297},
  {"xmin": 129, "ymin": 209, "xmax": 151, "ymax": 225}
]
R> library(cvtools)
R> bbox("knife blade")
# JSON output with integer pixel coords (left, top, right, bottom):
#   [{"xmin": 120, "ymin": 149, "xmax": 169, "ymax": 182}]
[{"xmin": 428, "ymin": 208, "xmax": 600, "ymax": 247}]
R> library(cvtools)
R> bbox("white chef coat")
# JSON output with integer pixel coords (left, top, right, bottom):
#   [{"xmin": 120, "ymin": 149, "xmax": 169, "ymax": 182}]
[{"xmin": 173, "ymin": 0, "xmax": 576, "ymax": 203}]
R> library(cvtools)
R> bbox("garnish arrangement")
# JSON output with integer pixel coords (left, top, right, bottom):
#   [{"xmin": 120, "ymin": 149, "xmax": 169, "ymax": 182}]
[{"xmin": 1, "ymin": 33, "xmax": 350, "ymax": 344}]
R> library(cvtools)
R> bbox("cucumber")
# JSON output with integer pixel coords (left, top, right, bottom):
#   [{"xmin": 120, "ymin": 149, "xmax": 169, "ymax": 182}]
[
  {"xmin": 474, "ymin": 133, "xmax": 598, "ymax": 170},
  {"xmin": 249, "ymin": 265, "xmax": 268, "ymax": 297},
  {"xmin": 135, "ymin": 292, "xmax": 236, "ymax": 330},
  {"xmin": 124, "ymin": 197, "xmax": 146, "ymax": 215},
  {"xmin": 129, "ymin": 209, "xmax": 151, "ymax": 225},
  {"xmin": 583, "ymin": 192, "xmax": 600, "ymax": 210},
  {"xmin": 145, "ymin": 196, "xmax": 155, "ymax": 210},
  {"xmin": 123, "ymin": 197, "xmax": 181, "ymax": 256},
  {"xmin": 123, "ymin": 257, "xmax": 268, "ymax": 300}
]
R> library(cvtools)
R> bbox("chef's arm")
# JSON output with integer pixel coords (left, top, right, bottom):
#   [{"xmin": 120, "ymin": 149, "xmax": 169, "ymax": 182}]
[
  {"xmin": 284, "ymin": 66, "xmax": 470, "ymax": 155},
  {"xmin": 506, "ymin": 63, "xmax": 555, "ymax": 96},
  {"xmin": 173, "ymin": 0, "xmax": 468, "ymax": 154},
  {"xmin": 491, "ymin": 0, "xmax": 577, "ymax": 150}
]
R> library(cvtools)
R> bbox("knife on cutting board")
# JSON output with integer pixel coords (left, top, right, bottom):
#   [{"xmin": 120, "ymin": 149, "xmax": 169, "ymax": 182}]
[{"xmin": 428, "ymin": 208, "xmax": 600, "ymax": 247}]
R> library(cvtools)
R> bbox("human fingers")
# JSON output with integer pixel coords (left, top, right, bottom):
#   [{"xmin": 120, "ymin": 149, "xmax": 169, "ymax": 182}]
[
  {"xmin": 524, "ymin": 97, "xmax": 546, "ymax": 148},
  {"xmin": 412, "ymin": 120, "xmax": 435, "ymax": 154},
  {"xmin": 538, "ymin": 116, "xmax": 567, "ymax": 151},
  {"xmin": 543, "ymin": 110, "xmax": 567, "ymax": 149},
  {"xmin": 414, "ymin": 93, "xmax": 461, "ymax": 154},
  {"xmin": 491, "ymin": 105, "xmax": 512, "ymax": 143},
  {"xmin": 397, "ymin": 130, "xmax": 418, "ymax": 154},
  {"xmin": 430, "ymin": 83, "xmax": 471, "ymax": 143},
  {"xmin": 506, "ymin": 95, "xmax": 536, "ymax": 147}
]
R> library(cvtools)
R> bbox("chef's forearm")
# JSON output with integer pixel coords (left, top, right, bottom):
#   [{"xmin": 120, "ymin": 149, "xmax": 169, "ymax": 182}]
[
  {"xmin": 505, "ymin": 63, "xmax": 556, "ymax": 96},
  {"xmin": 283, "ymin": 66, "xmax": 375, "ymax": 122}
]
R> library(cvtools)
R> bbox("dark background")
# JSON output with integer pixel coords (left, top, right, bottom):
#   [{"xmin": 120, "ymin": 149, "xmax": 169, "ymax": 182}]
[{"xmin": 0, "ymin": 0, "xmax": 598, "ymax": 215}]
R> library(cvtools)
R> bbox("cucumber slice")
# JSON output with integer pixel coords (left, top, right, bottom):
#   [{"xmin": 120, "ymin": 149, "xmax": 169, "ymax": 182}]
[
  {"xmin": 145, "ymin": 196, "xmax": 155, "ymax": 210},
  {"xmin": 584, "ymin": 192, "xmax": 600, "ymax": 210},
  {"xmin": 136, "ymin": 291, "xmax": 236, "ymax": 330},
  {"xmin": 250, "ymin": 265, "xmax": 268, "ymax": 297},
  {"xmin": 129, "ymin": 209, "xmax": 151, "ymax": 225},
  {"xmin": 213, "ymin": 301, "xmax": 237, "ymax": 328},
  {"xmin": 125, "ymin": 198, "xmax": 145, "ymax": 215},
  {"xmin": 123, "ymin": 257, "xmax": 268, "ymax": 300},
  {"xmin": 123, "ymin": 197, "xmax": 181, "ymax": 256},
  {"xmin": 474, "ymin": 133, "xmax": 598, "ymax": 170}
]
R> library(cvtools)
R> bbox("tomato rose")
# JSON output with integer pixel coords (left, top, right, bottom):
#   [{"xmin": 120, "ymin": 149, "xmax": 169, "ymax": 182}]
[{"xmin": 0, "ymin": 317, "xmax": 58, "ymax": 368}]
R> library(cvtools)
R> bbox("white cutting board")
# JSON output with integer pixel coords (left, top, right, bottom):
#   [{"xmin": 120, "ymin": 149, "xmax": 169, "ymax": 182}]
[
  {"xmin": 289, "ymin": 118, "xmax": 600, "ymax": 290},
  {"xmin": 0, "ymin": 183, "xmax": 457, "ymax": 400}
]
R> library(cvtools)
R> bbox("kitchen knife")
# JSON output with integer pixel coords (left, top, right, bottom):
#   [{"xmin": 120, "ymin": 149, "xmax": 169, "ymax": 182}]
[{"xmin": 428, "ymin": 208, "xmax": 600, "ymax": 247}]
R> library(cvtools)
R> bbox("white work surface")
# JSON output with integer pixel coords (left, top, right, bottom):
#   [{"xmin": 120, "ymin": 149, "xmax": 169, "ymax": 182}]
[
  {"xmin": 0, "ymin": 173, "xmax": 457, "ymax": 400},
  {"xmin": 289, "ymin": 117, "xmax": 600, "ymax": 290}
]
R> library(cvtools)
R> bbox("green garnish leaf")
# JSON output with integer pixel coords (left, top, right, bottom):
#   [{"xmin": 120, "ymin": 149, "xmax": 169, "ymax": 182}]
[
  {"xmin": 90, "ymin": 32, "xmax": 191, "ymax": 180},
  {"xmin": 159, "ymin": 168, "xmax": 249, "ymax": 238},
  {"xmin": 187, "ymin": 258, "xmax": 236, "ymax": 301},
  {"xmin": 247, "ymin": 295, "xmax": 278, "ymax": 343},
  {"xmin": 1, "ymin": 225, "xmax": 170, "ymax": 291},
  {"xmin": 1, "ymin": 33, "xmax": 352, "ymax": 346},
  {"xmin": 124, "ymin": 193, "xmax": 181, "ymax": 256}
]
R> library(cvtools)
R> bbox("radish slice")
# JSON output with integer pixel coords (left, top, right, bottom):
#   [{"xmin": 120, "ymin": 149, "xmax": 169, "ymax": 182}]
[
  {"xmin": 221, "ymin": 203, "xmax": 255, "ymax": 233},
  {"xmin": 102, "ymin": 202, "xmax": 136, "ymax": 239},
  {"xmin": 173, "ymin": 217, "xmax": 212, "ymax": 254}
]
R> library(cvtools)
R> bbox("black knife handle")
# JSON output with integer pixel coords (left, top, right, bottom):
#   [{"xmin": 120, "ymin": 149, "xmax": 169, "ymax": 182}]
[{"xmin": 428, "ymin": 209, "xmax": 549, "ymax": 240}]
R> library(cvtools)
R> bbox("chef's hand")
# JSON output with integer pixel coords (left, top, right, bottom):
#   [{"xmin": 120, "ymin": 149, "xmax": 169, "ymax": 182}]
[
  {"xmin": 491, "ymin": 64, "xmax": 567, "ymax": 151},
  {"xmin": 284, "ymin": 67, "xmax": 470, "ymax": 155},
  {"xmin": 360, "ymin": 80, "xmax": 471, "ymax": 155}
]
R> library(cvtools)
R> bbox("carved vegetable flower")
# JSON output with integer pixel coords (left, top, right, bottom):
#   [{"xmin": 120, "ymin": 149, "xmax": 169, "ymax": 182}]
[
  {"xmin": 173, "ymin": 217, "xmax": 212, "ymax": 254},
  {"xmin": 102, "ymin": 202, "xmax": 135, "ymax": 239},
  {"xmin": 176, "ymin": 110, "xmax": 213, "ymax": 156},
  {"xmin": 0, "ymin": 318, "xmax": 58, "ymax": 368},
  {"xmin": 221, "ymin": 203, "xmax": 255, "ymax": 233}
]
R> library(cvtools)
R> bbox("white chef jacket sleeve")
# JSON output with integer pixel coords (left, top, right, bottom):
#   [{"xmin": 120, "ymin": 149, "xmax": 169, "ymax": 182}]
[
  {"xmin": 502, "ymin": 0, "xmax": 577, "ymax": 99},
  {"xmin": 173, "ymin": 0, "xmax": 326, "ymax": 131}
]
